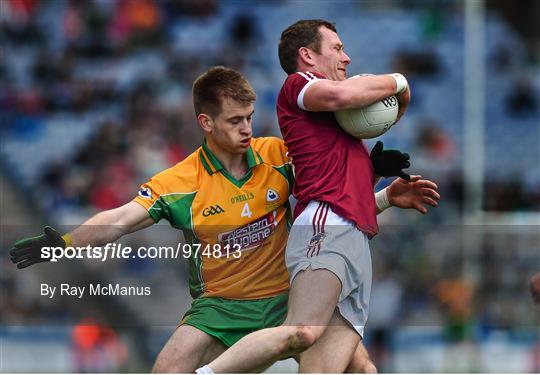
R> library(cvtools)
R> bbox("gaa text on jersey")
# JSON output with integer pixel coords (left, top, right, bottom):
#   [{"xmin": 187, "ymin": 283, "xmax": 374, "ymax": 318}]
[{"xmin": 203, "ymin": 205, "xmax": 225, "ymax": 216}]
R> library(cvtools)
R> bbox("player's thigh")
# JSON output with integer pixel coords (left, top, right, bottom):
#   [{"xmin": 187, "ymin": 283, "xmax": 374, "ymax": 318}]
[
  {"xmin": 298, "ymin": 310, "xmax": 361, "ymax": 373},
  {"xmin": 284, "ymin": 267, "xmax": 342, "ymax": 336},
  {"xmin": 152, "ymin": 324, "xmax": 226, "ymax": 373}
]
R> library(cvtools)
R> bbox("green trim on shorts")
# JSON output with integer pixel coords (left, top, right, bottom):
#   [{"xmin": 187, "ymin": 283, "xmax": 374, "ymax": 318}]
[{"xmin": 181, "ymin": 294, "xmax": 288, "ymax": 347}]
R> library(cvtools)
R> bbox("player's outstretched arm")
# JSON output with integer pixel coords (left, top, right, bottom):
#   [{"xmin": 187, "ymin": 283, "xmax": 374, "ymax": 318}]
[
  {"xmin": 376, "ymin": 175, "xmax": 440, "ymax": 215},
  {"xmin": 67, "ymin": 201, "xmax": 153, "ymax": 247},
  {"xmin": 10, "ymin": 202, "xmax": 153, "ymax": 269},
  {"xmin": 302, "ymin": 73, "xmax": 408, "ymax": 112}
]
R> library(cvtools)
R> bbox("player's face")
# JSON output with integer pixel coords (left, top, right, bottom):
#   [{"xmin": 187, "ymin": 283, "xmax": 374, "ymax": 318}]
[
  {"xmin": 210, "ymin": 97, "xmax": 254, "ymax": 154},
  {"xmin": 311, "ymin": 26, "xmax": 351, "ymax": 81}
]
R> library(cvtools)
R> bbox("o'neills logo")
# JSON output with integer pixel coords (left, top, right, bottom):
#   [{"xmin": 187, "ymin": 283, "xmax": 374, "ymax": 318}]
[{"xmin": 218, "ymin": 211, "xmax": 278, "ymax": 251}]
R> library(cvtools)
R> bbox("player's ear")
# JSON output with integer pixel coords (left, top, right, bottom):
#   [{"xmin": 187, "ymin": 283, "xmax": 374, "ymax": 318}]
[
  {"xmin": 198, "ymin": 113, "xmax": 214, "ymax": 133},
  {"xmin": 298, "ymin": 47, "xmax": 314, "ymax": 67}
]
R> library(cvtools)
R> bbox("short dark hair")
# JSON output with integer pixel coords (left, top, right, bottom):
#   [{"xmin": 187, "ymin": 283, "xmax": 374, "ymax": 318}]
[
  {"xmin": 278, "ymin": 19, "xmax": 337, "ymax": 74},
  {"xmin": 192, "ymin": 66, "xmax": 256, "ymax": 118}
]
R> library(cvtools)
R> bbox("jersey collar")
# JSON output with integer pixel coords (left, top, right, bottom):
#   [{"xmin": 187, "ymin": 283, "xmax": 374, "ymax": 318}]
[{"xmin": 200, "ymin": 140, "xmax": 262, "ymax": 175}]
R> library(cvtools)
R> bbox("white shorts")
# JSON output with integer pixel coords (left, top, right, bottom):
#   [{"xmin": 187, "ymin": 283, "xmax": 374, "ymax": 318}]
[{"xmin": 286, "ymin": 201, "xmax": 372, "ymax": 337}]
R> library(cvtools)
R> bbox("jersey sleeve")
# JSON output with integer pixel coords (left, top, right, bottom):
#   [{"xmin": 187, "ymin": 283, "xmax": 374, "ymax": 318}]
[
  {"xmin": 283, "ymin": 71, "xmax": 326, "ymax": 110},
  {"xmin": 132, "ymin": 157, "xmax": 199, "ymax": 225},
  {"xmin": 252, "ymin": 137, "xmax": 295, "ymax": 193},
  {"xmin": 133, "ymin": 175, "xmax": 171, "ymax": 223},
  {"xmin": 277, "ymin": 142, "xmax": 295, "ymax": 192}
]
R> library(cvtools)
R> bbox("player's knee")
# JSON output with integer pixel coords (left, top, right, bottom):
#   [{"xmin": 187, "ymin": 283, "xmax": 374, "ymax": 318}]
[
  {"xmin": 283, "ymin": 326, "xmax": 318, "ymax": 355},
  {"xmin": 271, "ymin": 325, "xmax": 319, "ymax": 358},
  {"xmin": 294, "ymin": 325, "xmax": 318, "ymax": 350}
]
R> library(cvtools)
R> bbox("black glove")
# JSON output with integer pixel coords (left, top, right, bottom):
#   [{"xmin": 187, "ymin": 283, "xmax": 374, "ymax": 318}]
[
  {"xmin": 370, "ymin": 141, "xmax": 411, "ymax": 180},
  {"xmin": 10, "ymin": 226, "xmax": 65, "ymax": 269}
]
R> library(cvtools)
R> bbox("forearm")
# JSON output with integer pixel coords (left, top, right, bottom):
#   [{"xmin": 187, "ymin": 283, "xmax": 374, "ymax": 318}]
[
  {"xmin": 336, "ymin": 74, "xmax": 399, "ymax": 110},
  {"xmin": 66, "ymin": 203, "xmax": 153, "ymax": 248},
  {"xmin": 67, "ymin": 210, "xmax": 126, "ymax": 248},
  {"xmin": 305, "ymin": 73, "xmax": 407, "ymax": 112}
]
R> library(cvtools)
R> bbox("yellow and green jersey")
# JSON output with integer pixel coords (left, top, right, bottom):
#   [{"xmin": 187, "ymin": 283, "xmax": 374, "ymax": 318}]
[{"xmin": 133, "ymin": 137, "xmax": 293, "ymax": 300}]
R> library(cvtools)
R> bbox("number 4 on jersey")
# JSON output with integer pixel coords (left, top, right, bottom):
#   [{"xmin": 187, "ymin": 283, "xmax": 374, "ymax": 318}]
[{"xmin": 241, "ymin": 203, "xmax": 252, "ymax": 218}]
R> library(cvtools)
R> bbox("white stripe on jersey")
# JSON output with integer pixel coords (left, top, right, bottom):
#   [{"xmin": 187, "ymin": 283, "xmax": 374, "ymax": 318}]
[
  {"xmin": 297, "ymin": 72, "xmax": 311, "ymax": 81},
  {"xmin": 305, "ymin": 71, "xmax": 317, "ymax": 80},
  {"xmin": 296, "ymin": 72, "xmax": 322, "ymax": 110}
]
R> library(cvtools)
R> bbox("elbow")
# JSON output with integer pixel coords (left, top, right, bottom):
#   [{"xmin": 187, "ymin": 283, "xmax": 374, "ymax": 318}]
[
  {"xmin": 324, "ymin": 88, "xmax": 350, "ymax": 111},
  {"xmin": 97, "ymin": 207, "xmax": 126, "ymax": 229},
  {"xmin": 332, "ymin": 92, "xmax": 353, "ymax": 111}
]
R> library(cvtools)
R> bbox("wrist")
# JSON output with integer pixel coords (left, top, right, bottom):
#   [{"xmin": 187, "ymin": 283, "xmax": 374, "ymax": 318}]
[
  {"xmin": 375, "ymin": 187, "xmax": 391, "ymax": 212},
  {"xmin": 391, "ymin": 73, "xmax": 408, "ymax": 94}
]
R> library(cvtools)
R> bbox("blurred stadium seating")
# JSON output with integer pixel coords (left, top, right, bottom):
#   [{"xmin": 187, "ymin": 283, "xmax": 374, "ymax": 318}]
[{"xmin": 1, "ymin": 0, "xmax": 538, "ymax": 372}]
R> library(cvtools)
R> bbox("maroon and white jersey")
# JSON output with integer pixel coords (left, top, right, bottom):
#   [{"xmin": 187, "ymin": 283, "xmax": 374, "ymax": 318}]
[{"xmin": 277, "ymin": 71, "xmax": 378, "ymax": 237}]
